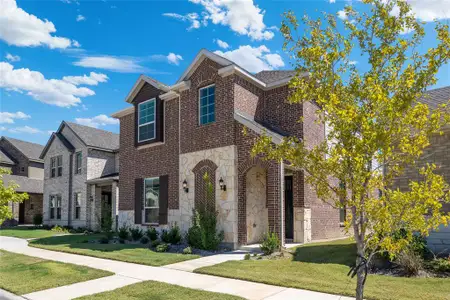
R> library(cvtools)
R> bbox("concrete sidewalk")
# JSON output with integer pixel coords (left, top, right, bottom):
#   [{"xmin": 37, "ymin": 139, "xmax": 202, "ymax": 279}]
[
  {"xmin": 0, "ymin": 236, "xmax": 353, "ymax": 300},
  {"xmin": 164, "ymin": 251, "xmax": 247, "ymax": 272}
]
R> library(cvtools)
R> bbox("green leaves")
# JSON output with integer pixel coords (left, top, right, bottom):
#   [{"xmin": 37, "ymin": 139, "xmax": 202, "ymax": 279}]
[{"xmin": 0, "ymin": 168, "xmax": 29, "ymax": 224}]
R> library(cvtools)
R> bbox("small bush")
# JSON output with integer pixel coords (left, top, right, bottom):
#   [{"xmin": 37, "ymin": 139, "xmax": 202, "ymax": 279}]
[
  {"xmin": 186, "ymin": 225, "xmax": 202, "ymax": 249},
  {"xmin": 130, "ymin": 227, "xmax": 143, "ymax": 241},
  {"xmin": 33, "ymin": 214, "xmax": 43, "ymax": 225},
  {"xmin": 156, "ymin": 243, "xmax": 169, "ymax": 252},
  {"xmin": 140, "ymin": 236, "xmax": 150, "ymax": 244},
  {"xmin": 146, "ymin": 227, "xmax": 159, "ymax": 241},
  {"xmin": 51, "ymin": 225, "xmax": 69, "ymax": 233},
  {"xmin": 99, "ymin": 236, "xmax": 110, "ymax": 244},
  {"xmin": 168, "ymin": 224, "xmax": 182, "ymax": 244},
  {"xmin": 151, "ymin": 240, "xmax": 161, "ymax": 248},
  {"xmin": 260, "ymin": 232, "xmax": 280, "ymax": 255},
  {"xmin": 244, "ymin": 253, "xmax": 251, "ymax": 260},
  {"xmin": 182, "ymin": 246, "xmax": 192, "ymax": 255},
  {"xmin": 118, "ymin": 225, "xmax": 129, "ymax": 240},
  {"xmin": 426, "ymin": 257, "xmax": 450, "ymax": 273},
  {"xmin": 395, "ymin": 249, "xmax": 423, "ymax": 276},
  {"xmin": 161, "ymin": 229, "xmax": 171, "ymax": 243}
]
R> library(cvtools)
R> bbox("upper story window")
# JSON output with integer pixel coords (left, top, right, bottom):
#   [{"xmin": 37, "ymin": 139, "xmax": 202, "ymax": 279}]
[
  {"xmin": 138, "ymin": 99, "xmax": 156, "ymax": 142},
  {"xmin": 51, "ymin": 155, "xmax": 63, "ymax": 178},
  {"xmin": 75, "ymin": 152, "xmax": 82, "ymax": 174},
  {"xmin": 199, "ymin": 85, "xmax": 215, "ymax": 125},
  {"xmin": 143, "ymin": 177, "xmax": 159, "ymax": 224}
]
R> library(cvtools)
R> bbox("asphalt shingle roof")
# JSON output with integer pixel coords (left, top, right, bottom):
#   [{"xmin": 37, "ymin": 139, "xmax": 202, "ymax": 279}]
[
  {"xmin": 0, "ymin": 148, "xmax": 14, "ymax": 165},
  {"xmin": 65, "ymin": 122, "xmax": 120, "ymax": 151},
  {"xmin": 2, "ymin": 137, "xmax": 44, "ymax": 162},
  {"xmin": 421, "ymin": 86, "xmax": 450, "ymax": 108},
  {"xmin": 2, "ymin": 174, "xmax": 43, "ymax": 194},
  {"xmin": 254, "ymin": 70, "xmax": 297, "ymax": 84}
]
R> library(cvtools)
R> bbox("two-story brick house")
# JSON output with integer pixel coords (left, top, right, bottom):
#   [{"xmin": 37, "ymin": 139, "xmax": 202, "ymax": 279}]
[
  {"xmin": 0, "ymin": 136, "xmax": 44, "ymax": 225},
  {"xmin": 40, "ymin": 121, "xmax": 119, "ymax": 230},
  {"xmin": 112, "ymin": 49, "xmax": 345, "ymax": 248}
]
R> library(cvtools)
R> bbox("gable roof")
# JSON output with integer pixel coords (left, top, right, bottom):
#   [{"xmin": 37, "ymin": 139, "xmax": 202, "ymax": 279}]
[
  {"xmin": 420, "ymin": 86, "xmax": 450, "ymax": 108},
  {"xmin": 2, "ymin": 174, "xmax": 43, "ymax": 194},
  {"xmin": 1, "ymin": 137, "xmax": 44, "ymax": 163},
  {"xmin": 125, "ymin": 75, "xmax": 170, "ymax": 103},
  {"xmin": 234, "ymin": 111, "xmax": 287, "ymax": 144},
  {"xmin": 0, "ymin": 148, "xmax": 15, "ymax": 165},
  {"xmin": 254, "ymin": 70, "xmax": 298, "ymax": 84}
]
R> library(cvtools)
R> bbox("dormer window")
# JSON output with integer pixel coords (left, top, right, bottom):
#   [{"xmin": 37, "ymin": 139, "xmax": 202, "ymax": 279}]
[
  {"xmin": 138, "ymin": 99, "xmax": 156, "ymax": 142},
  {"xmin": 199, "ymin": 84, "xmax": 215, "ymax": 125}
]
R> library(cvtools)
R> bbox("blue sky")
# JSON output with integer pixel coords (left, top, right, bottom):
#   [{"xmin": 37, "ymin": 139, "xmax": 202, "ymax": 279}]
[{"xmin": 1, "ymin": 0, "xmax": 449, "ymax": 145}]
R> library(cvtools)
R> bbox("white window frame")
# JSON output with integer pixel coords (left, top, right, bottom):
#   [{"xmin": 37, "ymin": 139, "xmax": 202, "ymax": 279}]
[
  {"xmin": 74, "ymin": 192, "xmax": 81, "ymax": 219},
  {"xmin": 138, "ymin": 98, "xmax": 156, "ymax": 143},
  {"xmin": 198, "ymin": 84, "xmax": 216, "ymax": 125},
  {"xmin": 75, "ymin": 151, "xmax": 82, "ymax": 175},
  {"xmin": 50, "ymin": 157, "xmax": 56, "ymax": 178},
  {"xmin": 49, "ymin": 195, "xmax": 56, "ymax": 219},
  {"xmin": 56, "ymin": 155, "xmax": 63, "ymax": 177},
  {"xmin": 143, "ymin": 177, "xmax": 159, "ymax": 224},
  {"xmin": 56, "ymin": 195, "xmax": 62, "ymax": 220}
]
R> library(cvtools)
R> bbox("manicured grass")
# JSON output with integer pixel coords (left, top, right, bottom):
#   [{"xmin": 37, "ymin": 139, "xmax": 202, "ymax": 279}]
[
  {"xmin": 196, "ymin": 239, "xmax": 449, "ymax": 300},
  {"xmin": 0, "ymin": 227, "xmax": 66, "ymax": 239},
  {"xmin": 75, "ymin": 280, "xmax": 243, "ymax": 300},
  {"xmin": 0, "ymin": 250, "xmax": 112, "ymax": 295},
  {"xmin": 30, "ymin": 234, "xmax": 200, "ymax": 266}
]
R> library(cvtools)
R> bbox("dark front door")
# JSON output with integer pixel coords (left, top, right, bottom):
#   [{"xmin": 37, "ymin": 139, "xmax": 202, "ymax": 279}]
[
  {"xmin": 101, "ymin": 192, "xmax": 112, "ymax": 229},
  {"xmin": 284, "ymin": 176, "xmax": 294, "ymax": 240},
  {"xmin": 18, "ymin": 202, "xmax": 25, "ymax": 224}
]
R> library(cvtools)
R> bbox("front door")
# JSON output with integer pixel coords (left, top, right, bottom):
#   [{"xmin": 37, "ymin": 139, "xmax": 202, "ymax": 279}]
[
  {"xmin": 101, "ymin": 192, "xmax": 112, "ymax": 229},
  {"xmin": 18, "ymin": 202, "xmax": 25, "ymax": 224},
  {"xmin": 284, "ymin": 176, "xmax": 294, "ymax": 240}
]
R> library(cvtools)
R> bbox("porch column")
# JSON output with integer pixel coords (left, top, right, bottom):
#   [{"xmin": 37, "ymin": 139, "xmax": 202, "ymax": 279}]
[{"xmin": 111, "ymin": 181, "xmax": 119, "ymax": 231}]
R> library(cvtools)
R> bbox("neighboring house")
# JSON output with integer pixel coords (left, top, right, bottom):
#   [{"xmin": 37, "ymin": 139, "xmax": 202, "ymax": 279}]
[
  {"xmin": 394, "ymin": 86, "xmax": 450, "ymax": 254},
  {"xmin": 40, "ymin": 121, "xmax": 119, "ymax": 230},
  {"xmin": 112, "ymin": 49, "xmax": 345, "ymax": 249},
  {"xmin": 0, "ymin": 137, "xmax": 44, "ymax": 225}
]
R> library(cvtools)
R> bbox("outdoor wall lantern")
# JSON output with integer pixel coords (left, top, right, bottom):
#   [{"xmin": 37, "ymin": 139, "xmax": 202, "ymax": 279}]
[
  {"xmin": 182, "ymin": 180, "xmax": 189, "ymax": 193},
  {"xmin": 219, "ymin": 177, "xmax": 227, "ymax": 191}
]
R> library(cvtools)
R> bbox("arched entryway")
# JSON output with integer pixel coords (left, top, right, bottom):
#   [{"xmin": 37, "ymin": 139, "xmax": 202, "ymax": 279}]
[
  {"xmin": 245, "ymin": 166, "xmax": 268, "ymax": 244},
  {"xmin": 193, "ymin": 159, "xmax": 218, "ymax": 212}
]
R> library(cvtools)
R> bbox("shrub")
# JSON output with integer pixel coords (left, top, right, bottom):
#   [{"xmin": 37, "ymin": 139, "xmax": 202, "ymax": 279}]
[
  {"xmin": 260, "ymin": 232, "xmax": 280, "ymax": 255},
  {"xmin": 130, "ymin": 227, "xmax": 143, "ymax": 241},
  {"xmin": 99, "ymin": 236, "xmax": 110, "ymax": 244},
  {"xmin": 146, "ymin": 227, "xmax": 159, "ymax": 241},
  {"xmin": 244, "ymin": 253, "xmax": 251, "ymax": 260},
  {"xmin": 156, "ymin": 243, "xmax": 169, "ymax": 252},
  {"xmin": 151, "ymin": 240, "xmax": 161, "ymax": 248},
  {"xmin": 33, "ymin": 214, "xmax": 43, "ymax": 225},
  {"xmin": 140, "ymin": 236, "xmax": 150, "ymax": 244},
  {"xmin": 51, "ymin": 225, "xmax": 69, "ymax": 233},
  {"xmin": 426, "ymin": 257, "xmax": 450, "ymax": 273},
  {"xmin": 182, "ymin": 246, "xmax": 192, "ymax": 255},
  {"xmin": 186, "ymin": 225, "xmax": 202, "ymax": 249},
  {"xmin": 395, "ymin": 249, "xmax": 423, "ymax": 276},
  {"xmin": 118, "ymin": 225, "xmax": 129, "ymax": 240},
  {"xmin": 161, "ymin": 229, "xmax": 171, "ymax": 243},
  {"xmin": 168, "ymin": 224, "xmax": 182, "ymax": 244}
]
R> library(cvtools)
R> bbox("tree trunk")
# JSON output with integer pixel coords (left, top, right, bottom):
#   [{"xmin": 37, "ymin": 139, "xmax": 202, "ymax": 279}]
[{"xmin": 355, "ymin": 255, "xmax": 365, "ymax": 300}]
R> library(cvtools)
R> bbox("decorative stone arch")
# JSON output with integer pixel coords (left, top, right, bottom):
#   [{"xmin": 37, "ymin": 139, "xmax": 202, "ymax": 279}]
[
  {"xmin": 193, "ymin": 159, "xmax": 218, "ymax": 212},
  {"xmin": 238, "ymin": 157, "xmax": 281, "ymax": 245}
]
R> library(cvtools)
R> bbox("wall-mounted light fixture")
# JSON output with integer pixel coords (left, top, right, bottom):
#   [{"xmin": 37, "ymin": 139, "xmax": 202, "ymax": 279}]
[
  {"xmin": 219, "ymin": 177, "xmax": 226, "ymax": 191},
  {"xmin": 182, "ymin": 180, "xmax": 189, "ymax": 193}
]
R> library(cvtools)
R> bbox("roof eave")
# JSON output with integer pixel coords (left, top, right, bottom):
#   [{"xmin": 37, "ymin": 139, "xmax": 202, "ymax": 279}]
[{"xmin": 111, "ymin": 106, "xmax": 134, "ymax": 119}]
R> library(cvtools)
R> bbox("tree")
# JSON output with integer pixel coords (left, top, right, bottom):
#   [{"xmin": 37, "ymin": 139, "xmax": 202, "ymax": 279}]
[
  {"xmin": 252, "ymin": 1, "xmax": 450, "ymax": 299},
  {"xmin": 0, "ymin": 168, "xmax": 29, "ymax": 224}
]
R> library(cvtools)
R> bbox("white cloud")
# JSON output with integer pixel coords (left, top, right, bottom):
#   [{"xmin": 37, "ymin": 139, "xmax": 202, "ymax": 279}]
[
  {"xmin": 76, "ymin": 14, "xmax": 86, "ymax": 22},
  {"xmin": 73, "ymin": 55, "xmax": 148, "ymax": 73},
  {"xmin": 75, "ymin": 114, "xmax": 119, "ymax": 128},
  {"xmin": 0, "ymin": 111, "xmax": 30, "ymax": 124},
  {"xmin": 349, "ymin": 60, "xmax": 358, "ymax": 65},
  {"xmin": 5, "ymin": 53, "xmax": 20, "ymax": 62},
  {"xmin": 215, "ymin": 39, "xmax": 230, "ymax": 49},
  {"xmin": 0, "ymin": 61, "xmax": 103, "ymax": 107},
  {"xmin": 162, "ymin": 12, "xmax": 202, "ymax": 30},
  {"xmin": 189, "ymin": 0, "xmax": 275, "ymax": 40},
  {"xmin": 337, "ymin": 10, "xmax": 348, "ymax": 20},
  {"xmin": 72, "ymin": 40, "xmax": 81, "ymax": 48},
  {"xmin": 62, "ymin": 72, "xmax": 108, "ymax": 86},
  {"xmin": 214, "ymin": 45, "xmax": 284, "ymax": 73},
  {"xmin": 7, "ymin": 126, "xmax": 44, "ymax": 134},
  {"xmin": 390, "ymin": 0, "xmax": 450, "ymax": 22},
  {"xmin": 0, "ymin": 0, "xmax": 79, "ymax": 49},
  {"xmin": 167, "ymin": 53, "xmax": 183, "ymax": 65},
  {"xmin": 329, "ymin": 0, "xmax": 336, "ymax": 3}
]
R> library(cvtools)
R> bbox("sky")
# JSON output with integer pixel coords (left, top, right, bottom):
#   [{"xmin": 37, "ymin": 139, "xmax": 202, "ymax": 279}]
[{"xmin": 0, "ymin": 0, "xmax": 449, "ymax": 145}]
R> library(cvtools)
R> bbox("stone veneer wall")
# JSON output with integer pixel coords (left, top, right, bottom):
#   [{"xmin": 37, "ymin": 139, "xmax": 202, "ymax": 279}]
[
  {"xmin": 24, "ymin": 193, "xmax": 43, "ymax": 224},
  {"xmin": 245, "ymin": 166, "xmax": 268, "ymax": 244}
]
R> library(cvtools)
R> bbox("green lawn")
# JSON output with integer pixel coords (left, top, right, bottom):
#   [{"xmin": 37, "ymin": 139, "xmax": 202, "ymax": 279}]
[
  {"xmin": 0, "ymin": 250, "xmax": 112, "ymax": 295},
  {"xmin": 0, "ymin": 227, "xmax": 66, "ymax": 239},
  {"xmin": 196, "ymin": 239, "xmax": 449, "ymax": 300},
  {"xmin": 30, "ymin": 234, "xmax": 200, "ymax": 266},
  {"xmin": 75, "ymin": 280, "xmax": 243, "ymax": 300}
]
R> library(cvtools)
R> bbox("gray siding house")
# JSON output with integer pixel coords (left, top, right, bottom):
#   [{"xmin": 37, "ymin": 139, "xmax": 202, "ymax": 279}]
[
  {"xmin": 0, "ymin": 137, "xmax": 44, "ymax": 225},
  {"xmin": 40, "ymin": 122, "xmax": 119, "ymax": 230}
]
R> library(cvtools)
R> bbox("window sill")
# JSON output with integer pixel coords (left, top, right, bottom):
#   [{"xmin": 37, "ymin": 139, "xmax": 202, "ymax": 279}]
[
  {"xmin": 137, "ymin": 142, "xmax": 164, "ymax": 150},
  {"xmin": 142, "ymin": 223, "xmax": 159, "ymax": 227},
  {"xmin": 339, "ymin": 222, "xmax": 345, "ymax": 227}
]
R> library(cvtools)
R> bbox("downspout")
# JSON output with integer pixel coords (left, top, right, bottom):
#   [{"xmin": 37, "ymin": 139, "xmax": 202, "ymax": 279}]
[
  {"xmin": 280, "ymin": 160, "xmax": 285, "ymax": 248},
  {"xmin": 68, "ymin": 152, "xmax": 74, "ymax": 227}
]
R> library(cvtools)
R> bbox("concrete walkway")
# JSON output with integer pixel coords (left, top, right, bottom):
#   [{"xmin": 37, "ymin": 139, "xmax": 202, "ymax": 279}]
[
  {"xmin": 0, "ymin": 236, "xmax": 353, "ymax": 300},
  {"xmin": 164, "ymin": 251, "xmax": 247, "ymax": 272}
]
